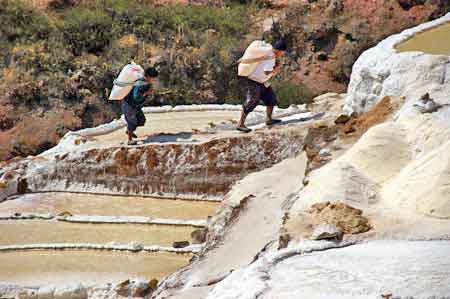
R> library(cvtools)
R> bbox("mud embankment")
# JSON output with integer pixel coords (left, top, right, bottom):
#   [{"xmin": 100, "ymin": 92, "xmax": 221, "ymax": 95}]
[{"xmin": 17, "ymin": 129, "xmax": 304, "ymax": 198}]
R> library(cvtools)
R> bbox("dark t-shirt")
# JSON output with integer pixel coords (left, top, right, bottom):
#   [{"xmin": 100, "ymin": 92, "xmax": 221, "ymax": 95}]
[{"xmin": 123, "ymin": 80, "xmax": 151, "ymax": 108}]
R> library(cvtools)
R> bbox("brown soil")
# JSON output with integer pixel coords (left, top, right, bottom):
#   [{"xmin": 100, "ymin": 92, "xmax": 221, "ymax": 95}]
[
  {"xmin": 283, "ymin": 201, "xmax": 371, "ymax": 243},
  {"xmin": 340, "ymin": 96, "xmax": 404, "ymax": 137},
  {"xmin": 0, "ymin": 112, "xmax": 81, "ymax": 161}
]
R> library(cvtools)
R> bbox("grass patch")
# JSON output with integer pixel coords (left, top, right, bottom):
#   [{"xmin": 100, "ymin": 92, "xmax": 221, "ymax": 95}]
[
  {"xmin": 271, "ymin": 80, "xmax": 315, "ymax": 108},
  {"xmin": 0, "ymin": 0, "xmax": 54, "ymax": 43},
  {"xmin": 60, "ymin": 8, "xmax": 115, "ymax": 55}
]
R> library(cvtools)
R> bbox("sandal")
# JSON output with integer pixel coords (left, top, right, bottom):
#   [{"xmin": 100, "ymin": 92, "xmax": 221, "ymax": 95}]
[{"xmin": 236, "ymin": 126, "xmax": 252, "ymax": 133}]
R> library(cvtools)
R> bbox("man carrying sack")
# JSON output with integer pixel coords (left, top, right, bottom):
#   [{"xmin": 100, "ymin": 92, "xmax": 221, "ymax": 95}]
[
  {"xmin": 109, "ymin": 64, "xmax": 158, "ymax": 145},
  {"xmin": 236, "ymin": 40, "xmax": 287, "ymax": 133}
]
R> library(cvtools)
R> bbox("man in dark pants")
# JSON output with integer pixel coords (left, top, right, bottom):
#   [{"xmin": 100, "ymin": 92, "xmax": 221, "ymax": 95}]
[
  {"xmin": 237, "ymin": 40, "xmax": 287, "ymax": 133},
  {"xmin": 122, "ymin": 67, "xmax": 158, "ymax": 145}
]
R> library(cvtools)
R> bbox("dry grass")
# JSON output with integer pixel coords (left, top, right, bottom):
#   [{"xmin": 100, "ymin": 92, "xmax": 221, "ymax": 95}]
[{"xmin": 117, "ymin": 34, "xmax": 139, "ymax": 48}]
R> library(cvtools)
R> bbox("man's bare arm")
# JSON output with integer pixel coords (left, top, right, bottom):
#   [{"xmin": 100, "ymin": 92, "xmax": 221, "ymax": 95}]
[
  {"xmin": 144, "ymin": 88, "xmax": 154, "ymax": 96},
  {"xmin": 264, "ymin": 63, "xmax": 281, "ymax": 76}
]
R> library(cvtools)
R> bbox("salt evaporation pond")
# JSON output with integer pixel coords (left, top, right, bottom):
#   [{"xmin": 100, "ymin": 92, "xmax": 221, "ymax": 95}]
[
  {"xmin": 0, "ymin": 192, "xmax": 218, "ymax": 219},
  {"xmin": 396, "ymin": 22, "xmax": 450, "ymax": 55},
  {"xmin": 0, "ymin": 192, "xmax": 217, "ymax": 285},
  {"xmin": 0, "ymin": 250, "xmax": 191, "ymax": 285},
  {"xmin": 0, "ymin": 220, "xmax": 196, "ymax": 246}
]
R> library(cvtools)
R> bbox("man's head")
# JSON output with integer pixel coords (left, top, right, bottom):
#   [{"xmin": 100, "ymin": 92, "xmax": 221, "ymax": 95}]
[
  {"xmin": 272, "ymin": 40, "xmax": 287, "ymax": 57},
  {"xmin": 144, "ymin": 67, "xmax": 158, "ymax": 84}
]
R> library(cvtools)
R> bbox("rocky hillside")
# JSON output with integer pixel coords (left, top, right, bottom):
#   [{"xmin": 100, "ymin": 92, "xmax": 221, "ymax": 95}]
[
  {"xmin": 271, "ymin": 0, "xmax": 450, "ymax": 94},
  {"xmin": 1, "ymin": 0, "xmax": 449, "ymax": 161}
]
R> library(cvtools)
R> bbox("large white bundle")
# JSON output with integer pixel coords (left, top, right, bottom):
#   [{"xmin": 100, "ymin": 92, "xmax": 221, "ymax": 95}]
[
  {"xmin": 238, "ymin": 40, "xmax": 274, "ymax": 77},
  {"xmin": 109, "ymin": 63, "xmax": 144, "ymax": 100}
]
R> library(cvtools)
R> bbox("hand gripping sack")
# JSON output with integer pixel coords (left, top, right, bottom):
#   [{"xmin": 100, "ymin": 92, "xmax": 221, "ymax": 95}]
[
  {"xmin": 109, "ymin": 63, "xmax": 145, "ymax": 100},
  {"xmin": 238, "ymin": 40, "xmax": 274, "ymax": 77}
]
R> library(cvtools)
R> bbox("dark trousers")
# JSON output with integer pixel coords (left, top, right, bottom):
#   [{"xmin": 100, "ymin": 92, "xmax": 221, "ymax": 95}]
[
  {"xmin": 242, "ymin": 78, "xmax": 277, "ymax": 115},
  {"xmin": 122, "ymin": 101, "xmax": 146, "ymax": 133}
]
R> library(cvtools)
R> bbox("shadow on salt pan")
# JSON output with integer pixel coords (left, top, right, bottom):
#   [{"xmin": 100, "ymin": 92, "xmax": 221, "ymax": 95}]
[
  {"xmin": 142, "ymin": 132, "xmax": 197, "ymax": 143},
  {"xmin": 282, "ymin": 112, "xmax": 324, "ymax": 124},
  {"xmin": 250, "ymin": 112, "xmax": 323, "ymax": 130}
]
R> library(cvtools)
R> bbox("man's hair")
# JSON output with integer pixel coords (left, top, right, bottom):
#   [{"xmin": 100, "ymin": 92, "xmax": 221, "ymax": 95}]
[
  {"xmin": 273, "ymin": 40, "xmax": 287, "ymax": 51},
  {"xmin": 145, "ymin": 67, "xmax": 159, "ymax": 78}
]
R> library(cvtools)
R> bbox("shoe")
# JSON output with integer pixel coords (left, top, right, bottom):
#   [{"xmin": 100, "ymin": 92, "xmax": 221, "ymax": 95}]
[
  {"xmin": 236, "ymin": 126, "xmax": 252, "ymax": 133},
  {"xmin": 127, "ymin": 140, "xmax": 137, "ymax": 145},
  {"xmin": 266, "ymin": 119, "xmax": 282, "ymax": 126}
]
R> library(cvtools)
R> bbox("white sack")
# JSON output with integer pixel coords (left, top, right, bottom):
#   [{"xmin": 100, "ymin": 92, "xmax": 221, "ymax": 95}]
[
  {"xmin": 238, "ymin": 40, "xmax": 274, "ymax": 77},
  {"xmin": 109, "ymin": 63, "xmax": 144, "ymax": 100}
]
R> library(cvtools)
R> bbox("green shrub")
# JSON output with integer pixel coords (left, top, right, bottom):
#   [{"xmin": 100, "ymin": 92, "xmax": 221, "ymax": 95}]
[
  {"xmin": 61, "ymin": 8, "xmax": 115, "ymax": 55},
  {"xmin": 176, "ymin": 6, "xmax": 247, "ymax": 35},
  {"xmin": 270, "ymin": 80, "xmax": 315, "ymax": 108},
  {"xmin": 0, "ymin": 46, "xmax": 11, "ymax": 69},
  {"xmin": 13, "ymin": 40, "xmax": 74, "ymax": 75},
  {"xmin": 0, "ymin": 1, "xmax": 53, "ymax": 43},
  {"xmin": 48, "ymin": 0, "xmax": 79, "ymax": 10},
  {"xmin": 9, "ymin": 80, "xmax": 45, "ymax": 105},
  {"xmin": 108, "ymin": 4, "xmax": 247, "ymax": 46}
]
